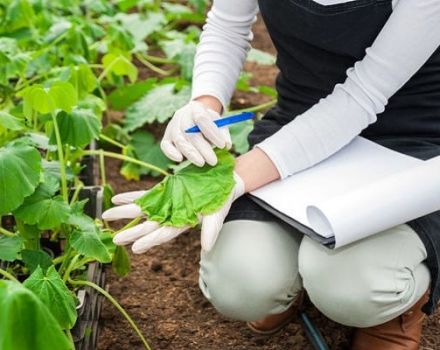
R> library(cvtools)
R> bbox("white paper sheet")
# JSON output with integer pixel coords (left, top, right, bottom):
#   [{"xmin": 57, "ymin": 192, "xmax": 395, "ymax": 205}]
[{"xmin": 250, "ymin": 137, "xmax": 440, "ymax": 248}]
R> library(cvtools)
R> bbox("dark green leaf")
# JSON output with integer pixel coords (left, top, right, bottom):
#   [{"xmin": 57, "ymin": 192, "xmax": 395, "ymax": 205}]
[
  {"xmin": 14, "ymin": 175, "xmax": 71, "ymax": 230},
  {"xmin": 0, "ymin": 280, "xmax": 71, "ymax": 350},
  {"xmin": 0, "ymin": 142, "xmax": 41, "ymax": 215},
  {"xmin": 21, "ymin": 249, "xmax": 53, "ymax": 273},
  {"xmin": 50, "ymin": 109, "xmax": 102, "ymax": 148},
  {"xmin": 124, "ymin": 83, "xmax": 190, "ymax": 132},
  {"xmin": 0, "ymin": 235, "xmax": 22, "ymax": 262},
  {"xmin": 24, "ymin": 266, "xmax": 77, "ymax": 330},
  {"xmin": 112, "ymin": 246, "xmax": 131, "ymax": 277},
  {"xmin": 108, "ymin": 78, "xmax": 157, "ymax": 110},
  {"xmin": 130, "ymin": 130, "xmax": 170, "ymax": 176},
  {"xmin": 135, "ymin": 149, "xmax": 235, "ymax": 227}
]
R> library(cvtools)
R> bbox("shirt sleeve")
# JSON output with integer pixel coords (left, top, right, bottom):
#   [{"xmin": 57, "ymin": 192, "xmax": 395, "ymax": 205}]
[
  {"xmin": 190, "ymin": 0, "xmax": 259, "ymax": 112},
  {"xmin": 256, "ymin": 0, "xmax": 440, "ymax": 179}
]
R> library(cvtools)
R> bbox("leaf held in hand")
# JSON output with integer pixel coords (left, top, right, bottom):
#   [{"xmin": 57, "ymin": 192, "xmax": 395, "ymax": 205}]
[{"xmin": 135, "ymin": 149, "xmax": 235, "ymax": 227}]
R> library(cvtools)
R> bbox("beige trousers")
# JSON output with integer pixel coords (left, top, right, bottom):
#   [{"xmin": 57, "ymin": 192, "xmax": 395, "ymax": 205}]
[{"xmin": 199, "ymin": 220, "xmax": 430, "ymax": 327}]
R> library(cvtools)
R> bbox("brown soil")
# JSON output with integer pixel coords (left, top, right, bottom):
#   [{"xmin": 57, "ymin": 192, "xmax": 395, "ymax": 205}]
[{"xmin": 97, "ymin": 15, "xmax": 440, "ymax": 350}]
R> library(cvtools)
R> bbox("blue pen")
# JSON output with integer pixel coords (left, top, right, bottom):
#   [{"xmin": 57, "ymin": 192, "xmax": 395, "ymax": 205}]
[{"xmin": 185, "ymin": 111, "xmax": 255, "ymax": 133}]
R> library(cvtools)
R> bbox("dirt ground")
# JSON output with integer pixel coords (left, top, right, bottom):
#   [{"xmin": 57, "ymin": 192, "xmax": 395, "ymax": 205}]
[{"xmin": 97, "ymin": 16, "xmax": 440, "ymax": 350}]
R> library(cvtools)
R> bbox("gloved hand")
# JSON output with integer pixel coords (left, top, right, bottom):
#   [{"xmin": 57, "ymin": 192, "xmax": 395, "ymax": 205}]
[
  {"xmin": 102, "ymin": 173, "xmax": 244, "ymax": 253},
  {"xmin": 160, "ymin": 100, "xmax": 232, "ymax": 167}
]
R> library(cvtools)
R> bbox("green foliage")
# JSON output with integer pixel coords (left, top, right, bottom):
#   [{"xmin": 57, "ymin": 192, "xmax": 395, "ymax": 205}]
[
  {"xmin": 108, "ymin": 78, "xmax": 157, "ymax": 110},
  {"xmin": 102, "ymin": 52, "xmax": 138, "ymax": 83},
  {"xmin": 124, "ymin": 83, "xmax": 191, "ymax": 132},
  {"xmin": 246, "ymin": 48, "xmax": 276, "ymax": 65},
  {"xmin": 50, "ymin": 108, "xmax": 102, "ymax": 148},
  {"xmin": 68, "ymin": 202, "xmax": 112, "ymax": 263},
  {"xmin": 136, "ymin": 149, "xmax": 235, "ymax": 227},
  {"xmin": 230, "ymin": 119, "xmax": 253, "ymax": 154},
  {"xmin": 0, "ymin": 280, "xmax": 71, "ymax": 350},
  {"xmin": 0, "ymin": 142, "xmax": 42, "ymax": 215},
  {"xmin": 112, "ymin": 246, "xmax": 131, "ymax": 277},
  {"xmin": 14, "ymin": 175, "xmax": 71, "ymax": 230},
  {"xmin": 0, "ymin": 235, "xmax": 23, "ymax": 262},
  {"xmin": 24, "ymin": 266, "xmax": 77, "ymax": 330},
  {"xmin": 21, "ymin": 249, "xmax": 54, "ymax": 273}
]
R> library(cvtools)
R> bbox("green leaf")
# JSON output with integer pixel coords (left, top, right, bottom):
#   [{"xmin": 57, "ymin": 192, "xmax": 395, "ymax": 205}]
[
  {"xmin": 102, "ymin": 52, "xmax": 138, "ymax": 83},
  {"xmin": 124, "ymin": 83, "xmax": 191, "ymax": 132},
  {"xmin": 24, "ymin": 266, "xmax": 77, "ymax": 330},
  {"xmin": 130, "ymin": 130, "xmax": 171, "ymax": 176},
  {"xmin": 0, "ymin": 235, "xmax": 22, "ymax": 262},
  {"xmin": 21, "ymin": 249, "xmax": 53, "ymax": 273},
  {"xmin": 160, "ymin": 37, "xmax": 196, "ymax": 80},
  {"xmin": 68, "ymin": 65, "xmax": 98, "ymax": 98},
  {"xmin": 229, "ymin": 119, "xmax": 253, "ymax": 154},
  {"xmin": 0, "ymin": 142, "xmax": 41, "ymax": 215},
  {"xmin": 68, "ymin": 207, "xmax": 111, "ymax": 263},
  {"xmin": 0, "ymin": 111, "xmax": 25, "ymax": 131},
  {"xmin": 112, "ymin": 246, "xmax": 131, "ymax": 277},
  {"xmin": 108, "ymin": 78, "xmax": 157, "ymax": 110},
  {"xmin": 103, "ymin": 184, "xmax": 115, "ymax": 211},
  {"xmin": 0, "ymin": 280, "xmax": 71, "ymax": 350},
  {"xmin": 14, "ymin": 175, "xmax": 71, "ymax": 230},
  {"xmin": 246, "ymin": 48, "xmax": 276, "ymax": 65},
  {"xmin": 19, "ymin": 81, "xmax": 78, "ymax": 117},
  {"xmin": 135, "ymin": 149, "xmax": 235, "ymax": 227},
  {"xmin": 50, "ymin": 109, "xmax": 102, "ymax": 148}
]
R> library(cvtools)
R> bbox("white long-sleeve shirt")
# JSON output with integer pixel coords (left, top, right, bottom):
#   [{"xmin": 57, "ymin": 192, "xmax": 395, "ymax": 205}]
[{"xmin": 191, "ymin": 0, "xmax": 440, "ymax": 179}]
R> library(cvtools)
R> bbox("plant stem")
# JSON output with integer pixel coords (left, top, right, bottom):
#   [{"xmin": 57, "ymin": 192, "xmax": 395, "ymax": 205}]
[
  {"xmin": 99, "ymin": 134, "xmax": 126, "ymax": 150},
  {"xmin": 51, "ymin": 112, "xmax": 68, "ymax": 201},
  {"xmin": 0, "ymin": 268, "xmax": 18, "ymax": 282},
  {"xmin": 228, "ymin": 99, "xmax": 277, "ymax": 115},
  {"xmin": 135, "ymin": 53, "xmax": 176, "ymax": 76},
  {"xmin": 68, "ymin": 279, "xmax": 152, "ymax": 350},
  {"xmin": 82, "ymin": 150, "xmax": 170, "ymax": 177},
  {"xmin": 113, "ymin": 217, "xmax": 142, "ymax": 236},
  {"xmin": 99, "ymin": 149, "xmax": 107, "ymax": 185},
  {"xmin": 0, "ymin": 227, "xmax": 15, "ymax": 237},
  {"xmin": 69, "ymin": 180, "xmax": 84, "ymax": 206},
  {"xmin": 144, "ymin": 54, "xmax": 174, "ymax": 65},
  {"xmin": 63, "ymin": 255, "xmax": 80, "ymax": 282}
]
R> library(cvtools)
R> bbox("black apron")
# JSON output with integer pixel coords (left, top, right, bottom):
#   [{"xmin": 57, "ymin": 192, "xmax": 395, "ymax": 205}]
[{"xmin": 225, "ymin": 0, "xmax": 440, "ymax": 314}]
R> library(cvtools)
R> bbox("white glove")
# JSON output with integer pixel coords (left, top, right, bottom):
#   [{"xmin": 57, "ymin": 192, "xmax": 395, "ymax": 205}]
[
  {"xmin": 161, "ymin": 100, "xmax": 232, "ymax": 167},
  {"xmin": 102, "ymin": 173, "xmax": 245, "ymax": 253}
]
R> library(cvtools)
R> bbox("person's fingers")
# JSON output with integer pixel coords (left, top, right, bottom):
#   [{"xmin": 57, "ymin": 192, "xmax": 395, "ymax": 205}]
[
  {"xmin": 189, "ymin": 133, "xmax": 218, "ymax": 166},
  {"xmin": 161, "ymin": 139, "xmax": 183, "ymax": 162},
  {"xmin": 174, "ymin": 133, "xmax": 205, "ymax": 167},
  {"xmin": 111, "ymin": 191, "xmax": 147, "ymax": 205},
  {"xmin": 113, "ymin": 221, "xmax": 160, "ymax": 245},
  {"xmin": 131, "ymin": 226, "xmax": 189, "ymax": 254},
  {"xmin": 102, "ymin": 203, "xmax": 143, "ymax": 221},
  {"xmin": 221, "ymin": 128, "xmax": 232, "ymax": 150},
  {"xmin": 193, "ymin": 114, "xmax": 227, "ymax": 149}
]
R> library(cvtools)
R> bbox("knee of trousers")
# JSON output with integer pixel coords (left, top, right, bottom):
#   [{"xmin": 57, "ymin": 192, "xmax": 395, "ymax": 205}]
[
  {"xmin": 298, "ymin": 231, "xmax": 430, "ymax": 328},
  {"xmin": 199, "ymin": 220, "xmax": 302, "ymax": 322}
]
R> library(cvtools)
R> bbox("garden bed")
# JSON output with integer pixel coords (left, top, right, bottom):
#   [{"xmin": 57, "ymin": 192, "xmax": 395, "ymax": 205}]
[{"xmin": 97, "ymin": 16, "xmax": 440, "ymax": 350}]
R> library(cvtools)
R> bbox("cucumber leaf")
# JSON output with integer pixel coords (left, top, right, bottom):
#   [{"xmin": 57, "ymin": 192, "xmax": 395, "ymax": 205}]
[
  {"xmin": 108, "ymin": 78, "xmax": 156, "ymax": 110},
  {"xmin": 135, "ymin": 149, "xmax": 235, "ymax": 227},
  {"xmin": 68, "ymin": 203, "xmax": 112, "ymax": 263},
  {"xmin": 0, "ymin": 142, "xmax": 42, "ymax": 215},
  {"xmin": 229, "ymin": 119, "xmax": 253, "ymax": 154},
  {"xmin": 0, "ymin": 235, "xmax": 22, "ymax": 262},
  {"xmin": 102, "ymin": 52, "xmax": 137, "ymax": 83},
  {"xmin": 21, "ymin": 249, "xmax": 54, "ymax": 273},
  {"xmin": 14, "ymin": 175, "xmax": 71, "ymax": 230},
  {"xmin": 124, "ymin": 83, "xmax": 190, "ymax": 132},
  {"xmin": 0, "ymin": 111, "xmax": 25, "ymax": 131},
  {"xmin": 112, "ymin": 246, "xmax": 131, "ymax": 277},
  {"xmin": 0, "ymin": 280, "xmax": 71, "ymax": 350},
  {"xmin": 50, "ymin": 108, "xmax": 101, "ymax": 148},
  {"xmin": 24, "ymin": 266, "xmax": 77, "ymax": 330}
]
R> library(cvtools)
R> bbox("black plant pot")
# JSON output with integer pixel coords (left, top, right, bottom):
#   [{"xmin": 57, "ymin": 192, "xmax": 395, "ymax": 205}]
[{"xmin": 79, "ymin": 140, "xmax": 100, "ymax": 186}]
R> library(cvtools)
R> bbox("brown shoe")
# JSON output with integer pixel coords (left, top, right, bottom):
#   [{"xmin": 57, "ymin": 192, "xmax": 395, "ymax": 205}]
[
  {"xmin": 351, "ymin": 289, "xmax": 430, "ymax": 350},
  {"xmin": 247, "ymin": 290, "xmax": 305, "ymax": 335}
]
